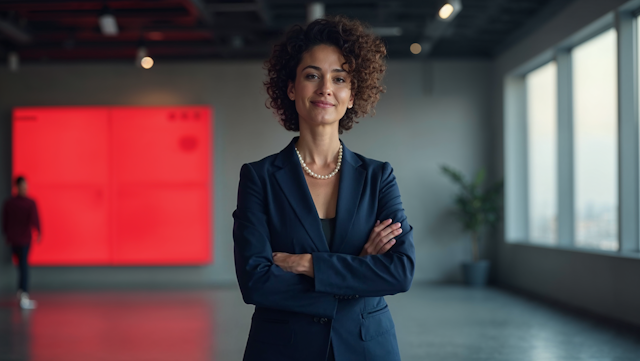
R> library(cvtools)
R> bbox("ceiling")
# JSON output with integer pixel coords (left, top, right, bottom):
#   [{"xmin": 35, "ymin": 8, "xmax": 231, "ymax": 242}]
[{"xmin": 0, "ymin": 0, "xmax": 559, "ymax": 63}]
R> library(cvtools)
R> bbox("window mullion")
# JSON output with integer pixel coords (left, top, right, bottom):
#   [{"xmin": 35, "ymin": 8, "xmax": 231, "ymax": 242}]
[
  {"xmin": 617, "ymin": 11, "xmax": 640, "ymax": 253},
  {"xmin": 556, "ymin": 50, "xmax": 574, "ymax": 247}
]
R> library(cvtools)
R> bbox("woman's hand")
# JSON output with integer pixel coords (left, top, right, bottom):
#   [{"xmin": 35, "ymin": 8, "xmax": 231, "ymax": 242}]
[
  {"xmin": 359, "ymin": 219, "xmax": 402, "ymax": 257},
  {"xmin": 272, "ymin": 252, "xmax": 314, "ymax": 278}
]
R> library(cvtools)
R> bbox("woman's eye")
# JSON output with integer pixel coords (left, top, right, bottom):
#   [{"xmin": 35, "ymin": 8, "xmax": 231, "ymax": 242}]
[
  {"xmin": 306, "ymin": 74, "xmax": 319, "ymax": 79},
  {"xmin": 335, "ymin": 77, "xmax": 346, "ymax": 83}
]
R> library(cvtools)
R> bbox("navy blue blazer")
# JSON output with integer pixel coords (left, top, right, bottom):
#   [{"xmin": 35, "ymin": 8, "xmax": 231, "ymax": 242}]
[{"xmin": 233, "ymin": 136, "xmax": 415, "ymax": 361}]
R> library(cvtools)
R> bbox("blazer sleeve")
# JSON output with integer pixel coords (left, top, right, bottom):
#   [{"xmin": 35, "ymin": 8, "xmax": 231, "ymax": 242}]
[
  {"xmin": 233, "ymin": 163, "xmax": 337, "ymax": 318},
  {"xmin": 312, "ymin": 162, "xmax": 416, "ymax": 297}
]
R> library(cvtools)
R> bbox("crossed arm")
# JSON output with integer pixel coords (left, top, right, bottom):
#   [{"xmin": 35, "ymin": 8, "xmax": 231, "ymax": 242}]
[
  {"xmin": 271, "ymin": 218, "xmax": 402, "ymax": 277},
  {"xmin": 233, "ymin": 162, "xmax": 415, "ymax": 317}
]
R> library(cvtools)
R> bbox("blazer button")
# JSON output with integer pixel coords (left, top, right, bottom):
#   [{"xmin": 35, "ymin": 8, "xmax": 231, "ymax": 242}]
[
  {"xmin": 320, "ymin": 318, "xmax": 328, "ymax": 324},
  {"xmin": 355, "ymin": 295, "xmax": 359, "ymax": 298},
  {"xmin": 313, "ymin": 317, "xmax": 320, "ymax": 323}
]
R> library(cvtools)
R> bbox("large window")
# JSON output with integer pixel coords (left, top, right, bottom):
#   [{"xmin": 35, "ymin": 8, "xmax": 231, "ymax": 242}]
[
  {"xmin": 526, "ymin": 61, "xmax": 558, "ymax": 244},
  {"xmin": 572, "ymin": 28, "xmax": 618, "ymax": 251},
  {"xmin": 507, "ymin": 10, "xmax": 640, "ymax": 255}
]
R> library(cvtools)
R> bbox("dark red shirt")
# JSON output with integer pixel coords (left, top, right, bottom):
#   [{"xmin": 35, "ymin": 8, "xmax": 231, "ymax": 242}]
[{"xmin": 2, "ymin": 195, "xmax": 41, "ymax": 246}]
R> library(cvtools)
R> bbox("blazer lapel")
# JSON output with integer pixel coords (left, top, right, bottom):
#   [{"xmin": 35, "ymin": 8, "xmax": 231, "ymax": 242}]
[
  {"xmin": 274, "ymin": 137, "xmax": 329, "ymax": 253},
  {"xmin": 332, "ymin": 141, "xmax": 365, "ymax": 253}
]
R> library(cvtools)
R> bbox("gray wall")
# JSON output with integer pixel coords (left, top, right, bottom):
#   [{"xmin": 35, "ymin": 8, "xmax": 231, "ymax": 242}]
[
  {"xmin": 0, "ymin": 59, "xmax": 491, "ymax": 291},
  {"xmin": 491, "ymin": 0, "xmax": 640, "ymax": 327}
]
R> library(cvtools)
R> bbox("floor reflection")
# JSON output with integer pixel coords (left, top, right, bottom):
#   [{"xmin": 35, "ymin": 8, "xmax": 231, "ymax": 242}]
[
  {"xmin": 1, "ymin": 285, "xmax": 639, "ymax": 361},
  {"xmin": 5, "ymin": 291, "xmax": 215, "ymax": 361}
]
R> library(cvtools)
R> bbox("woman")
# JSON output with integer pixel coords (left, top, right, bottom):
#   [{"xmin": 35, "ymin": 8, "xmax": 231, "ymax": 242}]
[{"xmin": 233, "ymin": 16, "xmax": 415, "ymax": 361}]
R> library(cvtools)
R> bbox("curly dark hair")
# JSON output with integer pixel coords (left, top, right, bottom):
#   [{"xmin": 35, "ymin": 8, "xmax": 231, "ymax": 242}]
[{"xmin": 264, "ymin": 16, "xmax": 387, "ymax": 134}]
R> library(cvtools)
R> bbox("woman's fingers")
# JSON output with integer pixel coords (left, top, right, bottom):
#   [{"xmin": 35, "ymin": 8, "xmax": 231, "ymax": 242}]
[
  {"xmin": 379, "ymin": 222, "xmax": 401, "ymax": 239},
  {"xmin": 371, "ymin": 231, "xmax": 401, "ymax": 254},
  {"xmin": 360, "ymin": 219, "xmax": 402, "ymax": 256},
  {"xmin": 370, "ymin": 223, "xmax": 402, "ymax": 254},
  {"xmin": 370, "ymin": 220, "xmax": 397, "ymax": 245},
  {"xmin": 377, "ymin": 238, "xmax": 396, "ymax": 254},
  {"xmin": 363, "ymin": 222, "xmax": 402, "ymax": 255},
  {"xmin": 368, "ymin": 219, "xmax": 391, "ymax": 239},
  {"xmin": 361, "ymin": 220, "xmax": 386, "ymax": 256},
  {"xmin": 373, "ymin": 219, "xmax": 392, "ymax": 233}
]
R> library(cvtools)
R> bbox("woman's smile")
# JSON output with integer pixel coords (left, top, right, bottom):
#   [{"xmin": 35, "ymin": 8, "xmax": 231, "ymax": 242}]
[{"xmin": 310, "ymin": 100, "xmax": 335, "ymax": 108}]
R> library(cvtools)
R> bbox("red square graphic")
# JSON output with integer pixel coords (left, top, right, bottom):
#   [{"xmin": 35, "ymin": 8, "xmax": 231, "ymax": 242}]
[
  {"xmin": 11, "ymin": 106, "xmax": 213, "ymax": 266},
  {"xmin": 29, "ymin": 185, "xmax": 111, "ymax": 265},
  {"xmin": 114, "ymin": 186, "xmax": 210, "ymax": 265}
]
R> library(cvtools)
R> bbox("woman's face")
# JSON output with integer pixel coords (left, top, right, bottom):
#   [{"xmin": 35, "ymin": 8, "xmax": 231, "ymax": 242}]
[{"xmin": 288, "ymin": 44, "xmax": 354, "ymax": 129}]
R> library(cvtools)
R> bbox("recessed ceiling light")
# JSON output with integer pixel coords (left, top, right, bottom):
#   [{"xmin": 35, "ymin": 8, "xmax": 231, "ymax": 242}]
[
  {"xmin": 439, "ymin": 4, "xmax": 455, "ymax": 20},
  {"xmin": 141, "ymin": 56, "xmax": 154, "ymax": 69},
  {"xmin": 98, "ymin": 8, "xmax": 118, "ymax": 36}
]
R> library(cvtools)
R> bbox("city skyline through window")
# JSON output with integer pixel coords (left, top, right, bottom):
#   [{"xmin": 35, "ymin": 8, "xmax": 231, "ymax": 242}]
[
  {"xmin": 526, "ymin": 61, "xmax": 558, "ymax": 245},
  {"xmin": 572, "ymin": 28, "xmax": 618, "ymax": 251}
]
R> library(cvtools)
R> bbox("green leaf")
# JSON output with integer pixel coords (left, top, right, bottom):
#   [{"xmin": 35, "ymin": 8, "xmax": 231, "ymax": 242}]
[
  {"xmin": 440, "ymin": 163, "xmax": 505, "ymax": 234},
  {"xmin": 441, "ymin": 165, "xmax": 470, "ymax": 194},
  {"xmin": 473, "ymin": 168, "xmax": 485, "ymax": 188}
]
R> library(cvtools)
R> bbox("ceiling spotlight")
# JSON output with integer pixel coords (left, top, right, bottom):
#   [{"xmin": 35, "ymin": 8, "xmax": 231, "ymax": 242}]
[
  {"xmin": 439, "ymin": 4, "xmax": 454, "ymax": 19},
  {"xmin": 410, "ymin": 43, "xmax": 422, "ymax": 55},
  {"xmin": 98, "ymin": 7, "xmax": 119, "ymax": 36},
  {"xmin": 437, "ymin": 0, "xmax": 462, "ymax": 21},
  {"xmin": 141, "ymin": 56, "xmax": 154, "ymax": 69}
]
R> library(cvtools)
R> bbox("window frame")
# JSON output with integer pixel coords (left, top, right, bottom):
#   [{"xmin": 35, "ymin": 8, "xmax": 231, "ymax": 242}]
[{"xmin": 504, "ymin": 4, "xmax": 640, "ymax": 256}]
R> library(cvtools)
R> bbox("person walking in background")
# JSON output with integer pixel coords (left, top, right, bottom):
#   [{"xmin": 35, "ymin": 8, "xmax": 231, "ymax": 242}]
[{"xmin": 2, "ymin": 176, "xmax": 40, "ymax": 309}]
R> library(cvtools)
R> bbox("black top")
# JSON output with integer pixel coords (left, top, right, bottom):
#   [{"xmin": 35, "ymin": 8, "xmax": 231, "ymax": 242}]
[
  {"xmin": 2, "ymin": 195, "xmax": 41, "ymax": 246},
  {"xmin": 320, "ymin": 217, "xmax": 338, "ymax": 360},
  {"xmin": 320, "ymin": 217, "xmax": 336, "ymax": 250}
]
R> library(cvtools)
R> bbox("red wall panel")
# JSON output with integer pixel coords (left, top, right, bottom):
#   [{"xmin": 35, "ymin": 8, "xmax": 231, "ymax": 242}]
[
  {"xmin": 13, "ymin": 108, "xmax": 111, "ymax": 265},
  {"xmin": 12, "ymin": 106, "xmax": 213, "ymax": 266},
  {"xmin": 111, "ymin": 107, "xmax": 212, "ymax": 265}
]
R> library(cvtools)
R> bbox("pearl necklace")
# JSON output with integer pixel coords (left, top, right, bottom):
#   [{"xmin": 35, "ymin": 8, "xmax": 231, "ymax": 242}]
[{"xmin": 295, "ymin": 144, "xmax": 343, "ymax": 180}]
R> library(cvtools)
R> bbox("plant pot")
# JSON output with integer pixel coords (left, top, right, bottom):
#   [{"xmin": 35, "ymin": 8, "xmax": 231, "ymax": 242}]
[{"xmin": 462, "ymin": 260, "xmax": 491, "ymax": 287}]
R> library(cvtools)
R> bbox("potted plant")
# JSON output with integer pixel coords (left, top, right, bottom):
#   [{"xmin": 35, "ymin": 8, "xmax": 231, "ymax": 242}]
[{"xmin": 440, "ymin": 165, "xmax": 503, "ymax": 287}]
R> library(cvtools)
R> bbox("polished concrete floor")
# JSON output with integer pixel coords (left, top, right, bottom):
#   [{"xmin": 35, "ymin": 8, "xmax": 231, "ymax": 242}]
[{"xmin": 1, "ymin": 284, "xmax": 639, "ymax": 361}]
